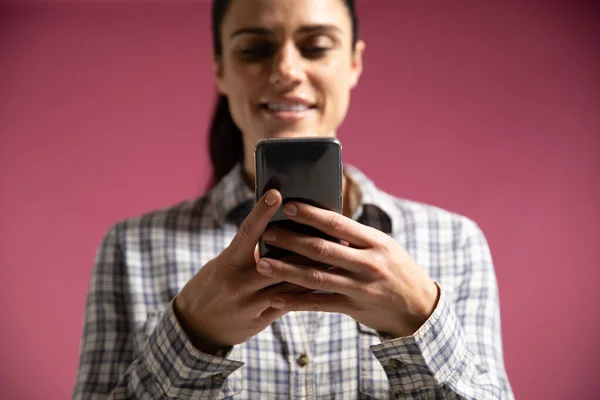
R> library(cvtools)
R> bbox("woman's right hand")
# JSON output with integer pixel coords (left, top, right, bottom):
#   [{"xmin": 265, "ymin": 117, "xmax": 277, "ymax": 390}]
[{"xmin": 173, "ymin": 189, "xmax": 296, "ymax": 355}]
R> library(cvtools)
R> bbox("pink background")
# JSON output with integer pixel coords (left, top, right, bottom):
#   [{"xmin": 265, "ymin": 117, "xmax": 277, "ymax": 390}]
[{"xmin": 1, "ymin": 0, "xmax": 599, "ymax": 398}]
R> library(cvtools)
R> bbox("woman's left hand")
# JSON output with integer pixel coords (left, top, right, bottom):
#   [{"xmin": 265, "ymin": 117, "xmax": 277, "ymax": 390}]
[{"xmin": 256, "ymin": 202, "xmax": 440, "ymax": 338}]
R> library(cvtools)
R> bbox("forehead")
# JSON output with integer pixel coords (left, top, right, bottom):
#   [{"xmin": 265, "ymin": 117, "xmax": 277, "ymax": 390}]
[{"xmin": 222, "ymin": 0, "xmax": 352, "ymax": 33}]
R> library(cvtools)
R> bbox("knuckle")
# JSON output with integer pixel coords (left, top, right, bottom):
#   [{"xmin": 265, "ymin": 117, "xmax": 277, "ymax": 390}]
[
  {"xmin": 362, "ymin": 253, "xmax": 385, "ymax": 275},
  {"xmin": 311, "ymin": 239, "xmax": 331, "ymax": 259},
  {"xmin": 326, "ymin": 214, "xmax": 345, "ymax": 232},
  {"xmin": 237, "ymin": 221, "xmax": 252, "ymax": 242},
  {"xmin": 372, "ymin": 252, "xmax": 386, "ymax": 267},
  {"xmin": 306, "ymin": 269, "xmax": 325, "ymax": 289},
  {"xmin": 357, "ymin": 282, "xmax": 377, "ymax": 298},
  {"xmin": 380, "ymin": 238, "xmax": 395, "ymax": 255}
]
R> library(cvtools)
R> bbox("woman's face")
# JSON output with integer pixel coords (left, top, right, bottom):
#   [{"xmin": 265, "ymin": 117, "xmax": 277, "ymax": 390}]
[{"xmin": 214, "ymin": 0, "xmax": 365, "ymax": 155}]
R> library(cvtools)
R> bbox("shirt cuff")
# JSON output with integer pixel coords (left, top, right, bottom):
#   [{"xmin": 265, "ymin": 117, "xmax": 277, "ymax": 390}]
[
  {"xmin": 370, "ymin": 283, "xmax": 472, "ymax": 393},
  {"xmin": 141, "ymin": 299, "xmax": 244, "ymax": 398}
]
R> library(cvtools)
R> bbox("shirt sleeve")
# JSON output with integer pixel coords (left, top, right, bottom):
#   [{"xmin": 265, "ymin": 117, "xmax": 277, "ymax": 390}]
[
  {"xmin": 72, "ymin": 224, "xmax": 244, "ymax": 400},
  {"xmin": 370, "ymin": 219, "xmax": 514, "ymax": 399}
]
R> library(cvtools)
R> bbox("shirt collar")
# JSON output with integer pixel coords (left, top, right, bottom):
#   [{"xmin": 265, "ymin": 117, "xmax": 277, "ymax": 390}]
[
  {"xmin": 206, "ymin": 163, "xmax": 400, "ymax": 234},
  {"xmin": 344, "ymin": 165, "xmax": 399, "ymax": 235},
  {"xmin": 206, "ymin": 163, "xmax": 255, "ymax": 226}
]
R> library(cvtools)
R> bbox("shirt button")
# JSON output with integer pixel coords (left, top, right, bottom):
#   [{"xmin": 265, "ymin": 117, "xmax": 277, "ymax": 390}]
[
  {"xmin": 212, "ymin": 373, "xmax": 225, "ymax": 384},
  {"xmin": 297, "ymin": 354, "xmax": 309, "ymax": 367},
  {"xmin": 389, "ymin": 359, "xmax": 404, "ymax": 370}
]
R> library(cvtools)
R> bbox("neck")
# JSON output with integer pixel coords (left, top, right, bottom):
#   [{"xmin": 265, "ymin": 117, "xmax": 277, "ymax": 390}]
[{"xmin": 242, "ymin": 166, "xmax": 255, "ymax": 191}]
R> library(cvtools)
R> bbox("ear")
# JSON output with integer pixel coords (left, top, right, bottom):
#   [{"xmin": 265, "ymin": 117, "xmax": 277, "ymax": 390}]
[
  {"xmin": 212, "ymin": 51, "xmax": 228, "ymax": 95},
  {"xmin": 349, "ymin": 40, "xmax": 366, "ymax": 89}
]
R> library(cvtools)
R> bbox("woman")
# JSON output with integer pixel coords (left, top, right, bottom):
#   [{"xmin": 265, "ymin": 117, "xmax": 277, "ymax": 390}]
[{"xmin": 74, "ymin": 0, "xmax": 514, "ymax": 398}]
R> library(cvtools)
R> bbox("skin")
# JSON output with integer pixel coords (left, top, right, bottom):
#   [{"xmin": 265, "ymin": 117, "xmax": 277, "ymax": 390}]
[
  {"xmin": 174, "ymin": 0, "xmax": 439, "ymax": 354},
  {"xmin": 212, "ymin": 0, "xmax": 364, "ymax": 180}
]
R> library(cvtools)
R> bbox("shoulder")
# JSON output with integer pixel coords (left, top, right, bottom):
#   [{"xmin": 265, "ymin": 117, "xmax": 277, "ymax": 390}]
[
  {"xmin": 379, "ymin": 190, "xmax": 486, "ymax": 248},
  {"xmin": 105, "ymin": 195, "xmax": 215, "ymax": 245},
  {"xmin": 378, "ymin": 192, "xmax": 496, "ymax": 293},
  {"xmin": 345, "ymin": 164, "xmax": 485, "ymax": 246}
]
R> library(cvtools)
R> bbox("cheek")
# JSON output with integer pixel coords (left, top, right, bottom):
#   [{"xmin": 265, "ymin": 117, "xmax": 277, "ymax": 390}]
[
  {"xmin": 314, "ymin": 61, "xmax": 354, "ymax": 121},
  {"xmin": 223, "ymin": 64, "xmax": 266, "ymax": 122},
  {"xmin": 232, "ymin": 62, "xmax": 265, "ymax": 80},
  {"xmin": 224, "ymin": 59, "xmax": 266, "ymax": 98},
  {"xmin": 323, "ymin": 79, "xmax": 352, "ymax": 124}
]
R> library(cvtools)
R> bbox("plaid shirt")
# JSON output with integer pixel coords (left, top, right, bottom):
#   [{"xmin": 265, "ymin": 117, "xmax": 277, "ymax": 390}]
[{"xmin": 74, "ymin": 164, "xmax": 513, "ymax": 399}]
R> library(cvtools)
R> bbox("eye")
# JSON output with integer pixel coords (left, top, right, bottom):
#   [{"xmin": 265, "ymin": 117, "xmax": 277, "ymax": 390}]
[
  {"xmin": 238, "ymin": 42, "xmax": 276, "ymax": 61},
  {"xmin": 300, "ymin": 46, "xmax": 330, "ymax": 59},
  {"xmin": 300, "ymin": 36, "xmax": 335, "ymax": 59}
]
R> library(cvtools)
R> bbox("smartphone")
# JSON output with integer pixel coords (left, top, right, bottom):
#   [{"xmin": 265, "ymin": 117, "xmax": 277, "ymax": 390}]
[{"xmin": 255, "ymin": 137, "xmax": 343, "ymax": 260}]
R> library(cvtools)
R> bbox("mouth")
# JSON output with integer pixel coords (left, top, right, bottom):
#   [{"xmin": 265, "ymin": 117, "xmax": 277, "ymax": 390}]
[{"xmin": 258, "ymin": 99, "xmax": 318, "ymax": 121}]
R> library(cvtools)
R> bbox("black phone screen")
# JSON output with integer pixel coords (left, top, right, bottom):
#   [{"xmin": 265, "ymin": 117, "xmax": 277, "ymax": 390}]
[{"xmin": 255, "ymin": 137, "xmax": 343, "ymax": 260}]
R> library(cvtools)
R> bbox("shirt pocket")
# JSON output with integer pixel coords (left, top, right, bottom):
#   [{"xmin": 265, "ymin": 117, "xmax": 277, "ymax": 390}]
[{"xmin": 358, "ymin": 323, "xmax": 392, "ymax": 400}]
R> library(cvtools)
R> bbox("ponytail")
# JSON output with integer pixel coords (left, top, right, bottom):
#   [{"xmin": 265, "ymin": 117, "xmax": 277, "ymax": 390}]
[{"xmin": 208, "ymin": 94, "xmax": 244, "ymax": 186}]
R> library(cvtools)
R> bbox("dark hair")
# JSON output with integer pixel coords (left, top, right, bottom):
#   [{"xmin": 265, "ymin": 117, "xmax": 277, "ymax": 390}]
[{"xmin": 209, "ymin": 0, "xmax": 359, "ymax": 185}]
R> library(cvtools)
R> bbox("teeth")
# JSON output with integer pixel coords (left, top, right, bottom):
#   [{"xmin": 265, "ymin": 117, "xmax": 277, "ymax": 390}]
[{"xmin": 266, "ymin": 103, "xmax": 310, "ymax": 112}]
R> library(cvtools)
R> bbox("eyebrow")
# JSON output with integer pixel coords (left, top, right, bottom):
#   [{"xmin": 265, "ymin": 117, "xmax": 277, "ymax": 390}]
[{"xmin": 230, "ymin": 24, "xmax": 342, "ymax": 39}]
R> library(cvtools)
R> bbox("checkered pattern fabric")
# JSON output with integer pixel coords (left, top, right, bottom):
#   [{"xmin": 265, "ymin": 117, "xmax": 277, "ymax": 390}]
[{"xmin": 73, "ymin": 164, "xmax": 513, "ymax": 399}]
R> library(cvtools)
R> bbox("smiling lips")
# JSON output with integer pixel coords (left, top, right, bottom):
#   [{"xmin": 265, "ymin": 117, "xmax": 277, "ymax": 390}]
[{"xmin": 259, "ymin": 97, "xmax": 317, "ymax": 121}]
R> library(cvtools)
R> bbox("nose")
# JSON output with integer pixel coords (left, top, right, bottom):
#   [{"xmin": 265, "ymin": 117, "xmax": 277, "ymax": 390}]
[{"xmin": 269, "ymin": 42, "xmax": 304, "ymax": 87}]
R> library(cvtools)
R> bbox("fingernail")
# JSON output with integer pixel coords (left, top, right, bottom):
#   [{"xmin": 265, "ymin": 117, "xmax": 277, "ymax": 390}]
[
  {"xmin": 265, "ymin": 192, "xmax": 277, "ymax": 206},
  {"xmin": 284, "ymin": 203, "xmax": 297, "ymax": 216},
  {"xmin": 271, "ymin": 297, "xmax": 285, "ymax": 309},
  {"xmin": 257, "ymin": 260, "xmax": 272, "ymax": 276},
  {"xmin": 263, "ymin": 231, "xmax": 276, "ymax": 242}
]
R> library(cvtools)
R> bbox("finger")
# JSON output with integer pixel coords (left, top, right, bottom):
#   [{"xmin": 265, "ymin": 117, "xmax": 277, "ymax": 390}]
[
  {"xmin": 226, "ymin": 190, "xmax": 282, "ymax": 263},
  {"xmin": 250, "ymin": 281, "xmax": 311, "ymax": 313},
  {"xmin": 268, "ymin": 292, "xmax": 350, "ymax": 314},
  {"xmin": 241, "ymin": 269, "xmax": 281, "ymax": 293},
  {"xmin": 241, "ymin": 261, "xmax": 312, "ymax": 297},
  {"xmin": 282, "ymin": 202, "xmax": 380, "ymax": 248},
  {"xmin": 257, "ymin": 280, "xmax": 312, "ymax": 296},
  {"xmin": 262, "ymin": 228, "xmax": 367, "ymax": 274},
  {"xmin": 258, "ymin": 307, "xmax": 287, "ymax": 324},
  {"xmin": 256, "ymin": 258, "xmax": 358, "ymax": 295}
]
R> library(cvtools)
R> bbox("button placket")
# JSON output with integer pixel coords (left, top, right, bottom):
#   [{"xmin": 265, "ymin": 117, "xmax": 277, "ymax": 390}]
[{"xmin": 282, "ymin": 312, "xmax": 314, "ymax": 399}]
